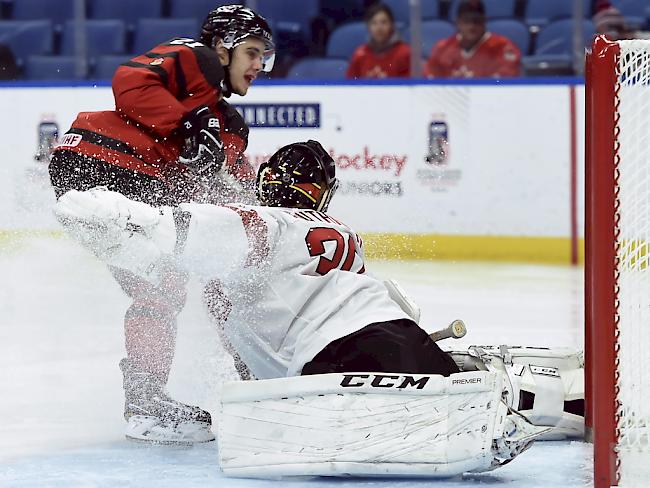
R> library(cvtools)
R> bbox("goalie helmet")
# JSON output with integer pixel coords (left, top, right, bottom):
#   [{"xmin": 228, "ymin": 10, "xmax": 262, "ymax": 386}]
[
  {"xmin": 200, "ymin": 5, "xmax": 275, "ymax": 73},
  {"xmin": 256, "ymin": 140, "xmax": 338, "ymax": 212}
]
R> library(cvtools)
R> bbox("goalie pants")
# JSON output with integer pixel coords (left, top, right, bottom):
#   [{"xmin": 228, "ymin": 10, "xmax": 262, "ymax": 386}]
[{"xmin": 301, "ymin": 319, "xmax": 460, "ymax": 377}]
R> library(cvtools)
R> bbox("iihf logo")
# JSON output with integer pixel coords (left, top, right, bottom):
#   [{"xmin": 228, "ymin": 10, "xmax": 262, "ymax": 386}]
[{"xmin": 425, "ymin": 120, "xmax": 449, "ymax": 166}]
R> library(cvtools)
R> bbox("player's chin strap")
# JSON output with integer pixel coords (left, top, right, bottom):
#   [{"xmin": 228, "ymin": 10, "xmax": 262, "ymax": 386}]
[{"xmin": 220, "ymin": 64, "xmax": 233, "ymax": 98}]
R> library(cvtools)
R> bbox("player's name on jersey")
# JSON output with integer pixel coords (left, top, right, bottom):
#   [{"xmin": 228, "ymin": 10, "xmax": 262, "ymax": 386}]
[{"xmin": 233, "ymin": 103, "xmax": 320, "ymax": 128}]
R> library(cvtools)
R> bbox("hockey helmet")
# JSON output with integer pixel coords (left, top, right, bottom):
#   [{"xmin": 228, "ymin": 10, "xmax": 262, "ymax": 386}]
[
  {"xmin": 200, "ymin": 5, "xmax": 275, "ymax": 72},
  {"xmin": 257, "ymin": 140, "xmax": 338, "ymax": 212}
]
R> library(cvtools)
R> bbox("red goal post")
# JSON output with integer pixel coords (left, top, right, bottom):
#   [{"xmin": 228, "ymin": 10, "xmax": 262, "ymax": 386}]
[{"xmin": 586, "ymin": 35, "xmax": 650, "ymax": 488}]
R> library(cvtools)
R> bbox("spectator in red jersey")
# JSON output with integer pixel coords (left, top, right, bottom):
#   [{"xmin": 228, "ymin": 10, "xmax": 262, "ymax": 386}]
[
  {"xmin": 424, "ymin": 0, "xmax": 521, "ymax": 78},
  {"xmin": 346, "ymin": 3, "xmax": 411, "ymax": 79},
  {"xmin": 48, "ymin": 5, "xmax": 274, "ymax": 445}
]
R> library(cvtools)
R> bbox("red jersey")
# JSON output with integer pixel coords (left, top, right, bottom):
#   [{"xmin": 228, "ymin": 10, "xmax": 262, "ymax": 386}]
[
  {"xmin": 54, "ymin": 38, "xmax": 250, "ymax": 185},
  {"xmin": 346, "ymin": 41, "xmax": 411, "ymax": 79},
  {"xmin": 424, "ymin": 32, "xmax": 521, "ymax": 78}
]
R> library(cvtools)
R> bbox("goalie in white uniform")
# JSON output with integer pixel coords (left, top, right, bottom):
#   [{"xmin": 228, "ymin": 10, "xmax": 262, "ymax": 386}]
[{"xmin": 55, "ymin": 140, "xmax": 580, "ymax": 476}]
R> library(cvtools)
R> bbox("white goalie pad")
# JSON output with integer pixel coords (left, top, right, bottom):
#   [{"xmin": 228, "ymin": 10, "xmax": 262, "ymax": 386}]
[
  {"xmin": 54, "ymin": 188, "xmax": 176, "ymax": 283},
  {"xmin": 450, "ymin": 345, "xmax": 584, "ymax": 440},
  {"xmin": 217, "ymin": 371, "xmax": 548, "ymax": 478}
]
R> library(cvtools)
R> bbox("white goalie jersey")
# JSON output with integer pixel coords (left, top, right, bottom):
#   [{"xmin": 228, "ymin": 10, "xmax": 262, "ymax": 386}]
[{"xmin": 173, "ymin": 203, "xmax": 411, "ymax": 379}]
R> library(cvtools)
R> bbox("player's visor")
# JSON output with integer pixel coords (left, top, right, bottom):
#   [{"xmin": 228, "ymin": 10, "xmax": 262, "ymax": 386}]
[{"xmin": 225, "ymin": 32, "xmax": 275, "ymax": 73}]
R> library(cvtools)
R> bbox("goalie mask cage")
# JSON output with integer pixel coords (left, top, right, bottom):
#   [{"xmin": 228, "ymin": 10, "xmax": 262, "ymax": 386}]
[{"xmin": 586, "ymin": 35, "xmax": 650, "ymax": 488}]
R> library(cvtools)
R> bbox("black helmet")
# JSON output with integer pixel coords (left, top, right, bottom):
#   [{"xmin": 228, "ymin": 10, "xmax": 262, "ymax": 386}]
[
  {"xmin": 257, "ymin": 140, "xmax": 339, "ymax": 212},
  {"xmin": 200, "ymin": 5, "xmax": 275, "ymax": 72}
]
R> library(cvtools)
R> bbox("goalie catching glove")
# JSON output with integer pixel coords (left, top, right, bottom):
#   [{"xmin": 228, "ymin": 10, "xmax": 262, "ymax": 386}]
[{"xmin": 178, "ymin": 105, "xmax": 225, "ymax": 176}]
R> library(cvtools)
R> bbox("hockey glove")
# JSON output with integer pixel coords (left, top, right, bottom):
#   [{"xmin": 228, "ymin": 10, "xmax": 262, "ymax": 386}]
[{"xmin": 178, "ymin": 106, "xmax": 225, "ymax": 176}]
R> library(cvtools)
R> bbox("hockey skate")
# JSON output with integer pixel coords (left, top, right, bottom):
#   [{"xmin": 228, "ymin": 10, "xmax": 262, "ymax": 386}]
[{"xmin": 120, "ymin": 359, "xmax": 215, "ymax": 445}]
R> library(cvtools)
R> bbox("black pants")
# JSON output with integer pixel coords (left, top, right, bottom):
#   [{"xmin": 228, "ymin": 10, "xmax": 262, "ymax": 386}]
[
  {"xmin": 301, "ymin": 319, "xmax": 460, "ymax": 377},
  {"xmin": 49, "ymin": 149, "xmax": 174, "ymax": 206}
]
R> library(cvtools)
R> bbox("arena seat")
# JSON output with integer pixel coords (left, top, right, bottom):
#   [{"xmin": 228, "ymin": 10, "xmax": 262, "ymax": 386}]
[
  {"xmin": 287, "ymin": 57, "xmax": 348, "ymax": 79},
  {"xmin": 24, "ymin": 55, "xmax": 81, "ymax": 80},
  {"xmin": 403, "ymin": 20, "xmax": 455, "ymax": 59},
  {"xmin": 525, "ymin": 0, "xmax": 592, "ymax": 29},
  {"xmin": 0, "ymin": 20, "xmax": 53, "ymax": 66},
  {"xmin": 326, "ymin": 22, "xmax": 367, "ymax": 59},
  {"xmin": 534, "ymin": 19, "xmax": 594, "ymax": 56},
  {"xmin": 60, "ymin": 20, "xmax": 126, "ymax": 58},
  {"xmin": 88, "ymin": 0, "xmax": 163, "ymax": 31},
  {"xmin": 92, "ymin": 54, "xmax": 130, "ymax": 80},
  {"xmin": 318, "ymin": 0, "xmax": 365, "ymax": 25},
  {"xmin": 449, "ymin": 0, "xmax": 516, "ymax": 20},
  {"xmin": 487, "ymin": 19, "xmax": 530, "ymax": 56},
  {"xmin": 523, "ymin": 19, "xmax": 594, "ymax": 74},
  {"xmin": 610, "ymin": 0, "xmax": 649, "ymax": 30},
  {"xmin": 255, "ymin": 0, "xmax": 319, "ymax": 40},
  {"xmin": 8, "ymin": 0, "xmax": 75, "ymax": 30},
  {"xmin": 169, "ymin": 0, "xmax": 242, "ymax": 21},
  {"xmin": 384, "ymin": 0, "xmax": 440, "ymax": 24},
  {"xmin": 131, "ymin": 18, "xmax": 200, "ymax": 54}
]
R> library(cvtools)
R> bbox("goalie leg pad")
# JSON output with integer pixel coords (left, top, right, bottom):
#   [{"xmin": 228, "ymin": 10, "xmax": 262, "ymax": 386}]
[
  {"xmin": 217, "ymin": 371, "xmax": 544, "ymax": 478},
  {"xmin": 55, "ymin": 188, "xmax": 177, "ymax": 284},
  {"xmin": 451, "ymin": 345, "xmax": 584, "ymax": 440}
]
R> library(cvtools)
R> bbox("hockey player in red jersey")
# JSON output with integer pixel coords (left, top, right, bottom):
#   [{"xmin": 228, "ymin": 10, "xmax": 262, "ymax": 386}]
[{"xmin": 49, "ymin": 5, "xmax": 274, "ymax": 444}]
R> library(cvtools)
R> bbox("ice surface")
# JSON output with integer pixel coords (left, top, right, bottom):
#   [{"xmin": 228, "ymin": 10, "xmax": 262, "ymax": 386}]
[{"xmin": 0, "ymin": 236, "xmax": 591, "ymax": 487}]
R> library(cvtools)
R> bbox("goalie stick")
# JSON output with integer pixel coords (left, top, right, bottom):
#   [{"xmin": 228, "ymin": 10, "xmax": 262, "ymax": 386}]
[{"xmin": 429, "ymin": 319, "xmax": 467, "ymax": 342}]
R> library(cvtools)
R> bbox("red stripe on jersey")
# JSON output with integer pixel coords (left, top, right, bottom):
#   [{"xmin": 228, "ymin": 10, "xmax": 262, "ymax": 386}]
[{"xmin": 227, "ymin": 207, "xmax": 270, "ymax": 267}]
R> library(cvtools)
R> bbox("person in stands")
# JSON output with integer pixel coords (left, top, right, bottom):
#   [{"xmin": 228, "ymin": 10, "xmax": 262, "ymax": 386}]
[
  {"xmin": 424, "ymin": 0, "xmax": 520, "ymax": 78},
  {"xmin": 593, "ymin": 1, "xmax": 650, "ymax": 41},
  {"xmin": 346, "ymin": 3, "xmax": 411, "ymax": 79}
]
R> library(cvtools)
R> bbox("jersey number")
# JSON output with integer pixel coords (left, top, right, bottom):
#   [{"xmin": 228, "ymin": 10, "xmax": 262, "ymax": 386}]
[{"xmin": 305, "ymin": 227, "xmax": 364, "ymax": 276}]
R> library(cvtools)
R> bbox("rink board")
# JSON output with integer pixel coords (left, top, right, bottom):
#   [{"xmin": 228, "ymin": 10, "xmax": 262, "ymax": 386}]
[{"xmin": 0, "ymin": 81, "xmax": 584, "ymax": 262}]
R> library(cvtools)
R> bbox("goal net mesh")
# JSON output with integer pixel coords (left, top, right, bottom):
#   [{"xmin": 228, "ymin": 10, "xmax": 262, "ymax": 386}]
[{"xmin": 615, "ymin": 39, "xmax": 650, "ymax": 484}]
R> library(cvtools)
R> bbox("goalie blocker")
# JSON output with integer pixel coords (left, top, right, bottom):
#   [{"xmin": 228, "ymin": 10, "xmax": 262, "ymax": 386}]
[{"xmin": 217, "ymin": 370, "xmax": 549, "ymax": 478}]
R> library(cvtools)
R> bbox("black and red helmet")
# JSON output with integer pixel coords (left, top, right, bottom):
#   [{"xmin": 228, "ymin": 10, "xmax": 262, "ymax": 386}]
[
  {"xmin": 200, "ymin": 5, "xmax": 275, "ymax": 72},
  {"xmin": 257, "ymin": 140, "xmax": 338, "ymax": 212}
]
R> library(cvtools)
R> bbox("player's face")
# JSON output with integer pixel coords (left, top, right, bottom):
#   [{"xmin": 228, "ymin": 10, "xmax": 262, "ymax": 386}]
[
  {"xmin": 456, "ymin": 16, "xmax": 486, "ymax": 50},
  {"xmin": 228, "ymin": 38, "xmax": 266, "ymax": 96},
  {"xmin": 368, "ymin": 11, "xmax": 393, "ymax": 46}
]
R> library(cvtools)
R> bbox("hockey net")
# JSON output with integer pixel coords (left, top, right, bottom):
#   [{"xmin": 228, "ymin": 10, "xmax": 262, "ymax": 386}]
[{"xmin": 586, "ymin": 36, "xmax": 650, "ymax": 488}]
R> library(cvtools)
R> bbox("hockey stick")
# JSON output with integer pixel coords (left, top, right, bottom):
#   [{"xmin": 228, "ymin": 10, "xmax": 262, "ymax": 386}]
[{"xmin": 429, "ymin": 319, "xmax": 467, "ymax": 342}]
